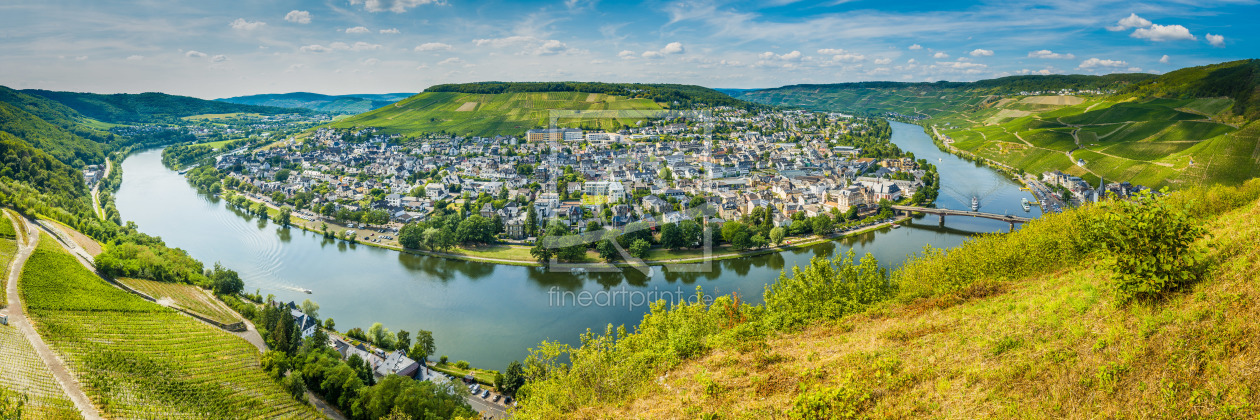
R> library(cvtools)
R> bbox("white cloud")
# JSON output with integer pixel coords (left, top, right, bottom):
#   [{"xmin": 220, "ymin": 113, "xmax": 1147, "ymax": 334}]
[
  {"xmin": 1027, "ymin": 50, "xmax": 1074, "ymax": 59},
  {"xmin": 1017, "ymin": 68, "xmax": 1055, "ymax": 75},
  {"xmin": 473, "ymin": 36, "xmax": 578, "ymax": 55},
  {"xmin": 285, "ymin": 10, "xmax": 311, "ymax": 24},
  {"xmin": 1108, "ymin": 13, "xmax": 1151, "ymax": 31},
  {"xmin": 1078, "ymin": 57, "xmax": 1127, "ymax": 69},
  {"xmin": 362, "ymin": 58, "xmax": 380, "ymax": 66},
  {"xmin": 414, "ymin": 42, "xmax": 452, "ymax": 51},
  {"xmin": 346, "ymin": 26, "xmax": 371, "ymax": 34},
  {"xmin": 185, "ymin": 50, "xmax": 208, "ymax": 58},
  {"xmin": 760, "ymin": 50, "xmax": 803, "ymax": 61},
  {"xmin": 349, "ymin": 0, "xmax": 444, "ymax": 13},
  {"xmin": 1131, "ymin": 24, "xmax": 1196, "ymax": 42},
  {"xmin": 873, "ymin": 57, "xmax": 892, "ymax": 65},
  {"xmin": 1206, "ymin": 33, "xmax": 1225, "ymax": 47},
  {"xmin": 229, "ymin": 18, "xmax": 266, "ymax": 31},
  {"xmin": 639, "ymin": 42, "xmax": 685, "ymax": 59},
  {"xmin": 126, "ymin": 55, "xmax": 144, "ymax": 61},
  {"xmin": 1127, "ymin": 67, "xmax": 1142, "ymax": 72},
  {"xmin": 816, "ymin": 48, "xmax": 862, "ymax": 62},
  {"xmin": 969, "ymin": 49, "xmax": 994, "ymax": 57},
  {"xmin": 908, "ymin": 44, "xmax": 922, "ymax": 50},
  {"xmin": 211, "ymin": 54, "xmax": 228, "ymax": 63},
  {"xmin": 661, "ymin": 42, "xmax": 685, "ymax": 55},
  {"xmin": 437, "ymin": 57, "xmax": 465, "ymax": 66},
  {"xmin": 933, "ymin": 52, "xmax": 949, "ymax": 59},
  {"xmin": 1159, "ymin": 54, "xmax": 1170, "ymax": 64},
  {"xmin": 380, "ymin": 28, "xmax": 400, "ymax": 34},
  {"xmin": 618, "ymin": 50, "xmax": 636, "ymax": 60},
  {"xmin": 299, "ymin": 42, "xmax": 382, "ymax": 53}
]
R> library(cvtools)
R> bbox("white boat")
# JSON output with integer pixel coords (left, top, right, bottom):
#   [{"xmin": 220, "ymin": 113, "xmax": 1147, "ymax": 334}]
[
  {"xmin": 570, "ymin": 267, "xmax": 586, "ymax": 275},
  {"xmin": 300, "ymin": 288, "xmax": 312, "ymax": 294},
  {"xmin": 1022, "ymin": 198, "xmax": 1031, "ymax": 212},
  {"xmin": 971, "ymin": 196, "xmax": 980, "ymax": 212}
]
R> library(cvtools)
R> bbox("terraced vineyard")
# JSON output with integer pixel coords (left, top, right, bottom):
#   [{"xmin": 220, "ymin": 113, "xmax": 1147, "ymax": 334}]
[
  {"xmin": 330, "ymin": 91, "xmax": 665, "ymax": 137},
  {"xmin": 117, "ymin": 277, "xmax": 242, "ymax": 325},
  {"xmin": 19, "ymin": 234, "xmax": 317, "ymax": 419},
  {"xmin": 1, "ymin": 215, "xmax": 80, "ymax": 419}
]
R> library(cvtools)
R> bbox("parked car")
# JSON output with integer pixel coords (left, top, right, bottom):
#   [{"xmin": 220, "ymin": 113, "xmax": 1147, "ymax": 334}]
[
  {"xmin": 493, "ymin": 395, "xmax": 501, "ymax": 402},
  {"xmin": 481, "ymin": 390, "xmax": 490, "ymax": 398}
]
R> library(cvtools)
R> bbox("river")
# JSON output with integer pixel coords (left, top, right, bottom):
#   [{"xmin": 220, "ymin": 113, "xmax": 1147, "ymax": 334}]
[{"xmin": 114, "ymin": 121, "xmax": 1039, "ymax": 369}]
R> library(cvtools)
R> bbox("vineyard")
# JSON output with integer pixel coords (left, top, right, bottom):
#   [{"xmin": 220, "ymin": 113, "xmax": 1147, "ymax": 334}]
[
  {"xmin": 1, "ymin": 214, "xmax": 80, "ymax": 419},
  {"xmin": 0, "ymin": 327, "xmax": 81, "ymax": 419},
  {"xmin": 117, "ymin": 277, "xmax": 242, "ymax": 325},
  {"xmin": 19, "ymin": 233, "xmax": 319, "ymax": 419}
]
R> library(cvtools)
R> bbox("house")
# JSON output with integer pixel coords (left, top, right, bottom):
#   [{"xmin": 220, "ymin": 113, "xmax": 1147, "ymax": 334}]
[
  {"xmin": 385, "ymin": 193, "xmax": 401, "ymax": 208},
  {"xmin": 286, "ymin": 302, "xmax": 321, "ymax": 340},
  {"xmin": 505, "ymin": 216, "xmax": 526, "ymax": 239},
  {"xmin": 375, "ymin": 350, "xmax": 421, "ymax": 378},
  {"xmin": 642, "ymin": 195, "xmax": 669, "ymax": 213}
]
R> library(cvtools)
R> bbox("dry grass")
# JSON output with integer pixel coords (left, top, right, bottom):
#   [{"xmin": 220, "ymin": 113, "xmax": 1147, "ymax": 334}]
[
  {"xmin": 1021, "ymin": 95, "xmax": 1085, "ymax": 106},
  {"xmin": 455, "ymin": 101, "xmax": 478, "ymax": 112},
  {"xmin": 117, "ymin": 277, "xmax": 243, "ymax": 325},
  {"xmin": 569, "ymin": 200, "xmax": 1260, "ymax": 419}
]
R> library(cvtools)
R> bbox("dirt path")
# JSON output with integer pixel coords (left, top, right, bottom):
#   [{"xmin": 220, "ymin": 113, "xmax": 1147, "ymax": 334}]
[
  {"xmin": 90, "ymin": 159, "xmax": 111, "ymax": 220},
  {"xmin": 5, "ymin": 215, "xmax": 103, "ymax": 420}
]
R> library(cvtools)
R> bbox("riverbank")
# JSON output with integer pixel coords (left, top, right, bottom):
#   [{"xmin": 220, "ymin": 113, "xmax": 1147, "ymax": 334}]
[{"xmin": 226, "ymin": 190, "xmax": 911, "ymax": 268}]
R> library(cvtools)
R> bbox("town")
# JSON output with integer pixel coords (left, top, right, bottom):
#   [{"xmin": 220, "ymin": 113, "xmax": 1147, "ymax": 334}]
[{"xmin": 180, "ymin": 107, "xmax": 939, "ymax": 259}]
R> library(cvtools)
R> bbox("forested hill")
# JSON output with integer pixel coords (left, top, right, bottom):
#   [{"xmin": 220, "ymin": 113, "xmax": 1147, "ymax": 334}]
[
  {"xmin": 216, "ymin": 92, "xmax": 415, "ymax": 115},
  {"xmin": 0, "ymin": 86, "xmax": 108, "ymax": 166},
  {"xmin": 21, "ymin": 89, "xmax": 307, "ymax": 124}
]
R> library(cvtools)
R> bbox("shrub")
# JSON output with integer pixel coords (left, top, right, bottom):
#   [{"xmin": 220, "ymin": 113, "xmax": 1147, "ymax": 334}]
[
  {"xmin": 788, "ymin": 381, "xmax": 871, "ymax": 420},
  {"xmin": 1091, "ymin": 189, "xmax": 1210, "ymax": 302},
  {"xmin": 455, "ymin": 360, "xmax": 471, "ymax": 370}
]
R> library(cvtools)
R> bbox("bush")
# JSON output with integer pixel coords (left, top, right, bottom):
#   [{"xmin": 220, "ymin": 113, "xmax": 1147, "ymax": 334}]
[
  {"xmin": 1091, "ymin": 190, "xmax": 1210, "ymax": 302},
  {"xmin": 455, "ymin": 360, "xmax": 471, "ymax": 370}
]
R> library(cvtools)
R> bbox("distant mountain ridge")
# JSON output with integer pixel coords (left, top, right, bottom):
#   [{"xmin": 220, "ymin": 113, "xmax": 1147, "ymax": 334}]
[
  {"xmin": 20, "ymin": 89, "xmax": 305, "ymax": 124},
  {"xmin": 216, "ymin": 92, "xmax": 416, "ymax": 115}
]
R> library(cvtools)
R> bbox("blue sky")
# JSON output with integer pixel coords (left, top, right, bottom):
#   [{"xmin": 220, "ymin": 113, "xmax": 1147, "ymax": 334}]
[{"xmin": 1, "ymin": 0, "xmax": 1255, "ymax": 98}]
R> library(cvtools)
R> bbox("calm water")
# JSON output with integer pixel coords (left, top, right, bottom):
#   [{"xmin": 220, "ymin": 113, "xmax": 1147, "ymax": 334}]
[{"xmin": 114, "ymin": 121, "xmax": 1038, "ymax": 369}]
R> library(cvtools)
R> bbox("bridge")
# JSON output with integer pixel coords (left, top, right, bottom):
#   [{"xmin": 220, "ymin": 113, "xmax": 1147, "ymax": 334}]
[{"xmin": 891, "ymin": 205, "xmax": 1033, "ymax": 231}]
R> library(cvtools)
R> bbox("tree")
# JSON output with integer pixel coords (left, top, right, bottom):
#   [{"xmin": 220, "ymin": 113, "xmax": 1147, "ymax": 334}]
[
  {"xmin": 750, "ymin": 234, "xmax": 768, "ymax": 249},
  {"xmin": 411, "ymin": 330, "xmax": 436, "ymax": 361},
  {"xmin": 629, "ymin": 239, "xmax": 651, "ymax": 259},
  {"xmin": 679, "ymin": 220, "xmax": 702, "ymax": 248},
  {"xmin": 526, "ymin": 205, "xmax": 538, "ymax": 236},
  {"xmin": 660, "ymin": 222, "xmax": 685, "ymax": 250},
  {"xmin": 368, "ymin": 322, "xmax": 395, "ymax": 350},
  {"xmin": 301, "ymin": 299, "xmax": 320, "ymax": 319},
  {"xmin": 501, "ymin": 360, "xmax": 526, "ymax": 397},
  {"xmin": 398, "ymin": 223, "xmax": 424, "ymax": 249},
  {"xmin": 324, "ymin": 318, "xmax": 336, "ymax": 331},
  {"xmin": 770, "ymin": 226, "xmax": 786, "ymax": 245},
  {"xmin": 207, "ymin": 263, "xmax": 244, "ymax": 295},
  {"xmin": 597, "ymin": 239, "xmax": 619, "ymax": 262},
  {"xmin": 276, "ymin": 207, "xmax": 292, "ymax": 227},
  {"xmin": 284, "ymin": 371, "xmax": 307, "ymax": 401},
  {"xmin": 455, "ymin": 215, "xmax": 494, "ymax": 245},
  {"xmin": 811, "ymin": 214, "xmax": 834, "ymax": 235},
  {"xmin": 395, "ymin": 330, "xmax": 411, "ymax": 352}
]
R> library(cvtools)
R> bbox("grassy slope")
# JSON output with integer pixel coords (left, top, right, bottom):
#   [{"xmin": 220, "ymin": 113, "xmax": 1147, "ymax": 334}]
[
  {"xmin": 19, "ymin": 233, "xmax": 317, "ymax": 419},
  {"xmin": 563, "ymin": 184, "xmax": 1260, "ymax": 419},
  {"xmin": 735, "ymin": 61, "xmax": 1260, "ymax": 189},
  {"xmin": 329, "ymin": 91, "xmax": 665, "ymax": 137},
  {"xmin": 117, "ymin": 277, "xmax": 243, "ymax": 325}
]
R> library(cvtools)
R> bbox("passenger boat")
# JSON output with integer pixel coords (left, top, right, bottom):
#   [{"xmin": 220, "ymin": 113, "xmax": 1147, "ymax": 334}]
[{"xmin": 971, "ymin": 196, "xmax": 980, "ymax": 212}]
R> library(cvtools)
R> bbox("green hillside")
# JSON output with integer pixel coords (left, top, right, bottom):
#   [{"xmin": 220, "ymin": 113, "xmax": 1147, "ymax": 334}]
[
  {"xmin": 513, "ymin": 180, "xmax": 1260, "ymax": 419},
  {"xmin": 21, "ymin": 89, "xmax": 306, "ymax": 124},
  {"xmin": 328, "ymin": 82, "xmax": 751, "ymax": 137},
  {"xmin": 734, "ymin": 60, "xmax": 1259, "ymax": 189}
]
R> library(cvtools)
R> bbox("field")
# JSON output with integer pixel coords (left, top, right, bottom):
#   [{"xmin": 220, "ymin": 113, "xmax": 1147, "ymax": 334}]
[
  {"xmin": 117, "ymin": 277, "xmax": 243, "ymax": 325},
  {"xmin": 19, "ymin": 233, "xmax": 318, "ymax": 419},
  {"xmin": 329, "ymin": 91, "xmax": 665, "ymax": 137}
]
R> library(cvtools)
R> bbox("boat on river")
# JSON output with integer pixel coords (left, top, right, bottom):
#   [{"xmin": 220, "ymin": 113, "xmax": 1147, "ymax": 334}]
[
  {"xmin": 1022, "ymin": 198, "xmax": 1031, "ymax": 212},
  {"xmin": 971, "ymin": 196, "xmax": 980, "ymax": 212}
]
